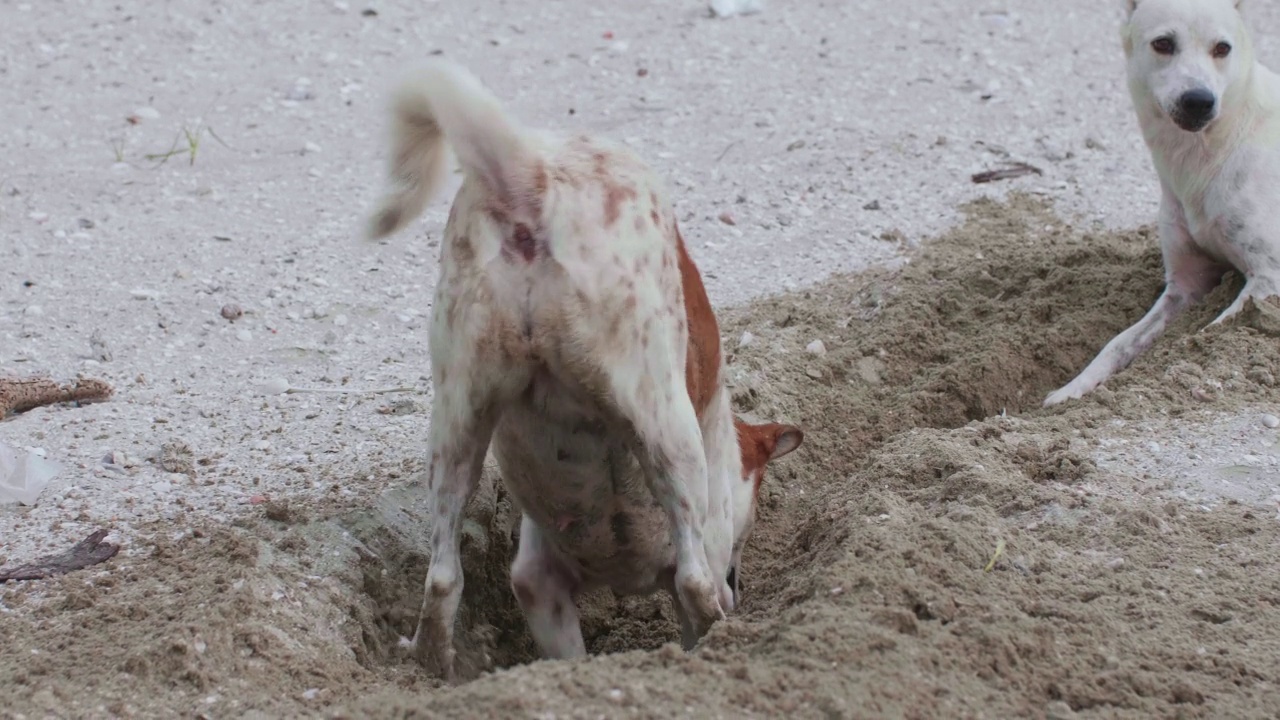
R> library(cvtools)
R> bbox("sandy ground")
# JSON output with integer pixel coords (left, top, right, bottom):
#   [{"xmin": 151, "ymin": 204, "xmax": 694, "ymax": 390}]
[{"xmin": 4, "ymin": 0, "xmax": 1280, "ymax": 718}]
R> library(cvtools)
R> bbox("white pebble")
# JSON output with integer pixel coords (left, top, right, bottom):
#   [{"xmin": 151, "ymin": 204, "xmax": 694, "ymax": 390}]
[
  {"xmin": 23, "ymin": 305, "xmax": 44, "ymax": 317},
  {"xmin": 134, "ymin": 106, "xmax": 161, "ymax": 120},
  {"xmin": 153, "ymin": 480, "xmax": 173, "ymax": 493},
  {"xmin": 236, "ymin": 329, "xmax": 253, "ymax": 342},
  {"xmin": 739, "ymin": 331, "xmax": 755, "ymax": 347},
  {"xmin": 130, "ymin": 288, "xmax": 159, "ymax": 300},
  {"xmin": 333, "ymin": 314, "xmax": 349, "ymax": 327},
  {"xmin": 303, "ymin": 142, "xmax": 322, "ymax": 154},
  {"xmin": 261, "ymin": 377, "xmax": 291, "ymax": 395},
  {"xmin": 1147, "ymin": 441, "xmax": 1161, "ymax": 453},
  {"xmin": 1262, "ymin": 414, "xmax": 1280, "ymax": 429},
  {"xmin": 805, "ymin": 339, "xmax": 827, "ymax": 356},
  {"xmin": 254, "ymin": 440, "xmax": 272, "ymax": 452}
]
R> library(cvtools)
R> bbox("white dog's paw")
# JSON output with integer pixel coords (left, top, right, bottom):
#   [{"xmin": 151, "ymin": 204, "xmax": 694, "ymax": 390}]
[{"xmin": 1043, "ymin": 385, "xmax": 1083, "ymax": 408}]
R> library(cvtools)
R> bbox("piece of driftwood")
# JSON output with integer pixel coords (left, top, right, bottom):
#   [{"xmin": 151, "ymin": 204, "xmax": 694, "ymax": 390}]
[
  {"xmin": 971, "ymin": 162, "xmax": 1043, "ymax": 184},
  {"xmin": 0, "ymin": 529, "xmax": 119, "ymax": 582},
  {"xmin": 0, "ymin": 376, "xmax": 113, "ymax": 417}
]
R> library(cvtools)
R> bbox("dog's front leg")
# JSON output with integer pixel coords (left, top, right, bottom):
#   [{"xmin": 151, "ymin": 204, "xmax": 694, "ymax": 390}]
[
  {"xmin": 1044, "ymin": 198, "xmax": 1224, "ymax": 406},
  {"xmin": 509, "ymin": 514, "xmax": 586, "ymax": 659},
  {"xmin": 614, "ymin": 371, "xmax": 723, "ymax": 644}
]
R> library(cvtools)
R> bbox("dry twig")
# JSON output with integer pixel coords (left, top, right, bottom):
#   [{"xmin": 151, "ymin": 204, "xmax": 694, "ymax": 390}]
[
  {"xmin": 0, "ymin": 530, "xmax": 120, "ymax": 582},
  {"xmin": 0, "ymin": 376, "xmax": 114, "ymax": 418}
]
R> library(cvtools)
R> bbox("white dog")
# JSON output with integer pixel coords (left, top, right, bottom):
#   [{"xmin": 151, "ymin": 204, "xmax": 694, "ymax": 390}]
[
  {"xmin": 1045, "ymin": 0, "xmax": 1280, "ymax": 406},
  {"xmin": 365, "ymin": 59, "xmax": 803, "ymax": 680}
]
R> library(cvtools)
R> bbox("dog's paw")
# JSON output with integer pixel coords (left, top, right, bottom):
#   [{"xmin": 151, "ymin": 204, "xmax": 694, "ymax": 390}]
[{"xmin": 1043, "ymin": 386, "xmax": 1082, "ymax": 408}]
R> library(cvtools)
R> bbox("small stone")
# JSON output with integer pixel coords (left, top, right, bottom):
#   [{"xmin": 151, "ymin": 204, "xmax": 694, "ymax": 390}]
[
  {"xmin": 1262, "ymin": 414, "xmax": 1279, "ymax": 429},
  {"xmin": 134, "ymin": 107, "xmax": 161, "ymax": 120},
  {"xmin": 236, "ymin": 329, "xmax": 253, "ymax": 342},
  {"xmin": 261, "ymin": 377, "xmax": 291, "ymax": 395},
  {"xmin": 254, "ymin": 440, "xmax": 272, "ymax": 452},
  {"xmin": 606, "ymin": 689, "xmax": 624, "ymax": 703},
  {"xmin": 805, "ymin": 339, "xmax": 827, "ymax": 356},
  {"xmin": 718, "ymin": 212, "xmax": 736, "ymax": 226},
  {"xmin": 27, "ymin": 211, "xmax": 48, "ymax": 222},
  {"xmin": 77, "ymin": 218, "xmax": 95, "ymax": 229},
  {"xmin": 1105, "ymin": 557, "xmax": 1125, "ymax": 570},
  {"xmin": 130, "ymin": 288, "xmax": 159, "ymax": 301},
  {"xmin": 221, "ymin": 303, "xmax": 243, "ymax": 321},
  {"xmin": 302, "ymin": 689, "xmax": 320, "ymax": 701},
  {"xmin": 863, "ymin": 199, "xmax": 881, "ymax": 211},
  {"xmin": 23, "ymin": 305, "xmax": 43, "ymax": 317},
  {"xmin": 1147, "ymin": 441, "xmax": 1161, "ymax": 453},
  {"xmin": 738, "ymin": 331, "xmax": 755, "ymax": 347},
  {"xmin": 303, "ymin": 141, "xmax": 322, "ymax": 154},
  {"xmin": 153, "ymin": 480, "xmax": 173, "ymax": 493},
  {"xmin": 333, "ymin": 314, "xmax": 349, "ymax": 327},
  {"xmin": 805, "ymin": 367, "xmax": 824, "ymax": 380}
]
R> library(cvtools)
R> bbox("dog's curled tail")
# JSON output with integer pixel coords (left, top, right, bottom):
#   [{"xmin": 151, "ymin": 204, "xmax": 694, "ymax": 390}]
[{"xmin": 366, "ymin": 58, "xmax": 538, "ymax": 241}]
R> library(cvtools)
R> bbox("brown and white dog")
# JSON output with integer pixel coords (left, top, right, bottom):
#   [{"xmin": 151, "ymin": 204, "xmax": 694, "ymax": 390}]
[{"xmin": 366, "ymin": 59, "xmax": 803, "ymax": 680}]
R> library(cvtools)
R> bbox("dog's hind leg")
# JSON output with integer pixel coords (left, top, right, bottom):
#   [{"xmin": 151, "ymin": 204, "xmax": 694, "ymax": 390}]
[
  {"xmin": 401, "ymin": 292, "xmax": 530, "ymax": 680},
  {"xmin": 1045, "ymin": 209, "xmax": 1224, "ymax": 407}
]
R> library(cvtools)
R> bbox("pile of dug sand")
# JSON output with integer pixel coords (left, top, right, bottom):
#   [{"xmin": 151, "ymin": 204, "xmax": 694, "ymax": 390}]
[{"xmin": 3, "ymin": 195, "xmax": 1280, "ymax": 719}]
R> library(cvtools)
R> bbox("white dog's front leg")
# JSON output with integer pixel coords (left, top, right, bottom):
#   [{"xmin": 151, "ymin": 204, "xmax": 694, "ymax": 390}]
[
  {"xmin": 1045, "ymin": 205, "xmax": 1224, "ymax": 407},
  {"xmin": 509, "ymin": 515, "xmax": 586, "ymax": 659}
]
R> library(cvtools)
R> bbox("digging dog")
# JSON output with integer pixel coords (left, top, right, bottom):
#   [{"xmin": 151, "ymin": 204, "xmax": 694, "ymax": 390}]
[
  {"xmin": 365, "ymin": 59, "xmax": 803, "ymax": 680},
  {"xmin": 1046, "ymin": 0, "xmax": 1280, "ymax": 405}
]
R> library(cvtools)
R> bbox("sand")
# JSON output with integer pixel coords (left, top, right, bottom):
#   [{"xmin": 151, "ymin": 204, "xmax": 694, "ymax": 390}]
[{"xmin": 4, "ymin": 1, "xmax": 1280, "ymax": 719}]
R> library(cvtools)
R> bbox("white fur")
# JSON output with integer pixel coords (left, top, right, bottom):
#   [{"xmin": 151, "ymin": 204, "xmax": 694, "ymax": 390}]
[{"xmin": 1045, "ymin": 0, "xmax": 1280, "ymax": 406}]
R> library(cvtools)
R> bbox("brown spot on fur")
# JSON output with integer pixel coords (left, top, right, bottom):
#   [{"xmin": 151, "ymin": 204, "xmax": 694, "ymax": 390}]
[
  {"xmin": 604, "ymin": 182, "xmax": 638, "ymax": 227},
  {"xmin": 650, "ymin": 209, "xmax": 661, "ymax": 226},
  {"xmin": 511, "ymin": 224, "xmax": 537, "ymax": 262},
  {"xmin": 451, "ymin": 234, "xmax": 475, "ymax": 264},
  {"xmin": 634, "ymin": 216, "xmax": 646, "ymax": 232},
  {"xmin": 533, "ymin": 163, "xmax": 548, "ymax": 197}
]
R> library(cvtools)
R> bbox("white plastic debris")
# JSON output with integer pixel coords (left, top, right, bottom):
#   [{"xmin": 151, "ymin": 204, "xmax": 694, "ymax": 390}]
[
  {"xmin": 709, "ymin": 0, "xmax": 764, "ymax": 18},
  {"xmin": 260, "ymin": 377, "xmax": 292, "ymax": 395},
  {"xmin": 0, "ymin": 443, "xmax": 61, "ymax": 505}
]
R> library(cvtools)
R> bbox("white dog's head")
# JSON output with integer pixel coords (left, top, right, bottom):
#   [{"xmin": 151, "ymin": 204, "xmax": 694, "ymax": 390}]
[{"xmin": 1123, "ymin": 0, "xmax": 1253, "ymax": 132}]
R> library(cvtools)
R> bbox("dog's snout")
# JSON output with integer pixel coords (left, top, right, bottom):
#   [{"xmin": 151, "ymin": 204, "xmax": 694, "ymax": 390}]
[{"xmin": 1177, "ymin": 89, "xmax": 1216, "ymax": 121}]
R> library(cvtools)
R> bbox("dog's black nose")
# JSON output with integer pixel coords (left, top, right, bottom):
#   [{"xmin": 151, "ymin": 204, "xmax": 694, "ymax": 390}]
[{"xmin": 1178, "ymin": 88, "xmax": 1216, "ymax": 121}]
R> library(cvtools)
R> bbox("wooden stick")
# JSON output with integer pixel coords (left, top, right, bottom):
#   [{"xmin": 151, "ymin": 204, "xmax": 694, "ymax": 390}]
[
  {"xmin": 0, "ymin": 376, "xmax": 113, "ymax": 417},
  {"xmin": 971, "ymin": 162, "xmax": 1043, "ymax": 184},
  {"xmin": 0, "ymin": 529, "xmax": 120, "ymax": 582}
]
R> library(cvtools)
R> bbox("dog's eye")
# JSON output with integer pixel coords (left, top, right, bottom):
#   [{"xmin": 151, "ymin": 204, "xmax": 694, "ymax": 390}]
[
  {"xmin": 1151, "ymin": 37, "xmax": 1176, "ymax": 55},
  {"xmin": 1212, "ymin": 42, "xmax": 1232, "ymax": 59}
]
